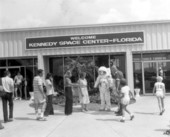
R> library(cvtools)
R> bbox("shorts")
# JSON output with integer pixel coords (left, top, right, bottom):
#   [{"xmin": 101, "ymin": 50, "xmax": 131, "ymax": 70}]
[
  {"xmin": 14, "ymin": 83, "xmax": 22, "ymax": 89},
  {"xmin": 156, "ymin": 91, "xmax": 164, "ymax": 98}
]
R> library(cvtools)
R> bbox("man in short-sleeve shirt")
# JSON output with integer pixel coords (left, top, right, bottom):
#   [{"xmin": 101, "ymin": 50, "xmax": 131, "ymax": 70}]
[{"xmin": 33, "ymin": 69, "xmax": 46, "ymax": 121}]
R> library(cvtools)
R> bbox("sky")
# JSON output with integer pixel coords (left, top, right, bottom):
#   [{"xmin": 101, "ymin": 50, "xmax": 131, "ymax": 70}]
[{"xmin": 0, "ymin": 0, "xmax": 170, "ymax": 29}]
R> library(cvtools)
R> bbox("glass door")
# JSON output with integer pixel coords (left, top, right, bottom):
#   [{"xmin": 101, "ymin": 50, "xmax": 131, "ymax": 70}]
[
  {"xmin": 7, "ymin": 67, "xmax": 20, "ymax": 79},
  {"xmin": 0, "ymin": 68, "xmax": 7, "ymax": 77},
  {"xmin": 158, "ymin": 62, "xmax": 170, "ymax": 93},
  {"xmin": 143, "ymin": 62, "xmax": 157, "ymax": 94}
]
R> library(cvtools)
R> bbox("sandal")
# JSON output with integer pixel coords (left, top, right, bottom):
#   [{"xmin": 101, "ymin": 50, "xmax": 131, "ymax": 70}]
[{"xmin": 38, "ymin": 117, "xmax": 47, "ymax": 121}]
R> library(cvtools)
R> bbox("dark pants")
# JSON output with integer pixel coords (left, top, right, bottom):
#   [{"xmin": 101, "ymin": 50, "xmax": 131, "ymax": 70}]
[
  {"xmin": 1, "ymin": 92, "xmax": 13, "ymax": 122},
  {"xmin": 44, "ymin": 95, "xmax": 54, "ymax": 116},
  {"xmin": 65, "ymin": 87, "xmax": 73, "ymax": 115},
  {"xmin": 117, "ymin": 103, "xmax": 123, "ymax": 115}
]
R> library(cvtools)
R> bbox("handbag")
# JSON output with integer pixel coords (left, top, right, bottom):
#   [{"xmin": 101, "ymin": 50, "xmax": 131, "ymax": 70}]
[
  {"xmin": 129, "ymin": 97, "xmax": 136, "ymax": 104},
  {"xmin": 0, "ymin": 78, "xmax": 6, "ymax": 97}
]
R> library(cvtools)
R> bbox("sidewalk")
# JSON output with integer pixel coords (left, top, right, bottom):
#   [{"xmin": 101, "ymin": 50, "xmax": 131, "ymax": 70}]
[{"xmin": 0, "ymin": 96, "xmax": 169, "ymax": 137}]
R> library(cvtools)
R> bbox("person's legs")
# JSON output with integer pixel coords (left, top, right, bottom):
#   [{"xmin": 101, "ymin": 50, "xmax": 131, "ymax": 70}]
[
  {"xmin": 99, "ymin": 90, "xmax": 105, "ymax": 110},
  {"xmin": 120, "ymin": 104, "xmax": 125, "ymax": 122},
  {"xmin": 0, "ymin": 121, "xmax": 4, "ymax": 129},
  {"xmin": 8, "ymin": 93, "xmax": 13, "ymax": 120},
  {"xmin": 124, "ymin": 105, "xmax": 134, "ymax": 120},
  {"xmin": 105, "ymin": 91, "xmax": 111, "ymax": 111},
  {"xmin": 18, "ymin": 85, "xmax": 22, "ymax": 100},
  {"xmin": 48, "ymin": 95, "xmax": 54, "ymax": 115},
  {"xmin": 14, "ymin": 87, "xmax": 18, "ymax": 100},
  {"xmin": 157, "ymin": 97, "xmax": 162, "ymax": 113},
  {"xmin": 44, "ymin": 95, "xmax": 50, "ymax": 116},
  {"xmin": 160, "ymin": 98, "xmax": 165, "ymax": 115},
  {"xmin": 81, "ymin": 103, "xmax": 85, "ymax": 111},
  {"xmin": 2, "ymin": 95, "xmax": 8, "ymax": 122}
]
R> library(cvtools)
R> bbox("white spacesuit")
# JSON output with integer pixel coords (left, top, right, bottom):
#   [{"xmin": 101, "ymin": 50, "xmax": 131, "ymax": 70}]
[{"xmin": 94, "ymin": 66, "xmax": 112, "ymax": 111}]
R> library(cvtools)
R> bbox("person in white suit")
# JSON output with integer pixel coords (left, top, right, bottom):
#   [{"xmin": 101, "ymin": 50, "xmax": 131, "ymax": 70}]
[{"xmin": 94, "ymin": 66, "xmax": 111, "ymax": 111}]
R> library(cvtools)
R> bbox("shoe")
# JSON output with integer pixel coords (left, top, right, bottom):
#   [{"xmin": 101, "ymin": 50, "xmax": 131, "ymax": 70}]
[
  {"xmin": 161, "ymin": 109, "xmax": 165, "ymax": 115},
  {"xmin": 38, "ymin": 117, "xmax": 47, "ymax": 121},
  {"xmin": 105, "ymin": 108, "xmax": 111, "ymax": 112},
  {"xmin": 14, "ymin": 97, "xmax": 18, "ymax": 100},
  {"xmin": 120, "ymin": 119, "xmax": 125, "ymax": 122},
  {"xmin": 84, "ymin": 108, "xmax": 88, "ymax": 111},
  {"xmin": 4, "ymin": 119, "xmax": 13, "ymax": 123},
  {"xmin": 116, "ymin": 113, "xmax": 122, "ymax": 116},
  {"xmin": 99, "ymin": 109, "xmax": 105, "ymax": 111},
  {"xmin": 130, "ymin": 115, "xmax": 134, "ymax": 120}
]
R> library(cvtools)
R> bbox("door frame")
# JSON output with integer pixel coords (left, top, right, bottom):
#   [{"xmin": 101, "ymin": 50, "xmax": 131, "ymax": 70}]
[{"xmin": 142, "ymin": 60, "xmax": 170, "ymax": 95}]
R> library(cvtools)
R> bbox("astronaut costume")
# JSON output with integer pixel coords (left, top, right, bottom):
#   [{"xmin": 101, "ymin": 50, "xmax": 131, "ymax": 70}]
[{"xmin": 94, "ymin": 66, "xmax": 112, "ymax": 111}]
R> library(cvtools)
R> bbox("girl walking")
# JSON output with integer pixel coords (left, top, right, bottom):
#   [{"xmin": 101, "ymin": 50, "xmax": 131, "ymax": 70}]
[
  {"xmin": 153, "ymin": 76, "xmax": 165, "ymax": 115},
  {"xmin": 78, "ymin": 72, "xmax": 90, "ymax": 112},
  {"xmin": 44, "ymin": 73, "xmax": 55, "ymax": 116},
  {"xmin": 119, "ymin": 78, "xmax": 134, "ymax": 122}
]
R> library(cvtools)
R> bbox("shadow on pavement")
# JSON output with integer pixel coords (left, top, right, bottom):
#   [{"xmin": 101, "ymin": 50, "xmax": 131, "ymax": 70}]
[
  {"xmin": 15, "ymin": 117, "xmax": 35, "ymax": 121},
  {"xmin": 134, "ymin": 112, "xmax": 157, "ymax": 115},
  {"xmin": 96, "ymin": 118, "xmax": 120, "ymax": 122}
]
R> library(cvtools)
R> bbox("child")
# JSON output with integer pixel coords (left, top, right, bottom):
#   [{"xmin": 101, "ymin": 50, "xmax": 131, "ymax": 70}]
[
  {"xmin": 119, "ymin": 78, "xmax": 134, "ymax": 122},
  {"xmin": 78, "ymin": 72, "xmax": 90, "ymax": 112},
  {"xmin": 94, "ymin": 66, "xmax": 111, "ymax": 111},
  {"xmin": 153, "ymin": 76, "xmax": 165, "ymax": 115}
]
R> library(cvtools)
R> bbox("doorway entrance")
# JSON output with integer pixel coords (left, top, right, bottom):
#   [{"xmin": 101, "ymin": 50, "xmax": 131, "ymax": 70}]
[{"xmin": 143, "ymin": 61, "xmax": 170, "ymax": 94}]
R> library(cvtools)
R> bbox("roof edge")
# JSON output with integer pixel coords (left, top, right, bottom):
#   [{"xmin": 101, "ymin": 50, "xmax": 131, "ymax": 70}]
[{"xmin": 1, "ymin": 19, "xmax": 170, "ymax": 32}]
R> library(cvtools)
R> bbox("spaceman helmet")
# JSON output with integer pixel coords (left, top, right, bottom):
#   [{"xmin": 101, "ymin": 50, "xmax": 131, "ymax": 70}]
[{"xmin": 98, "ymin": 66, "xmax": 107, "ymax": 73}]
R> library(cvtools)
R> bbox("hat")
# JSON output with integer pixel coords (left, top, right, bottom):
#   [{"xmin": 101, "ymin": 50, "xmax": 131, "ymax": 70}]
[
  {"xmin": 98, "ymin": 66, "xmax": 107, "ymax": 72},
  {"xmin": 157, "ymin": 76, "xmax": 163, "ymax": 82}
]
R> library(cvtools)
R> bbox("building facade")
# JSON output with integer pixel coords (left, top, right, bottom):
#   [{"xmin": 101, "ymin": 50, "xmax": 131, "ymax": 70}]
[{"xmin": 0, "ymin": 20, "xmax": 170, "ymax": 96}]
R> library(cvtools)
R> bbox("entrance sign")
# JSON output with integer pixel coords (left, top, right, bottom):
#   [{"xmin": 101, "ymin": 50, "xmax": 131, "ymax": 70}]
[{"xmin": 26, "ymin": 32, "xmax": 144, "ymax": 49}]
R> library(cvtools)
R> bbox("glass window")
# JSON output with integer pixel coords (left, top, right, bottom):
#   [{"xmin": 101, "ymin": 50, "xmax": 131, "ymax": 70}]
[
  {"xmin": 0, "ymin": 60, "xmax": 6, "ymax": 66},
  {"xmin": 133, "ymin": 54, "xmax": 141, "ymax": 61},
  {"xmin": 8, "ymin": 59, "xmax": 22, "ymax": 66},
  {"xmin": 133, "ymin": 62, "xmax": 143, "ymax": 94},
  {"xmin": 142, "ymin": 53, "xmax": 170, "ymax": 61},
  {"xmin": 50, "ymin": 57, "xmax": 64, "ymax": 92},
  {"xmin": 34, "ymin": 58, "xmax": 38, "ymax": 66}
]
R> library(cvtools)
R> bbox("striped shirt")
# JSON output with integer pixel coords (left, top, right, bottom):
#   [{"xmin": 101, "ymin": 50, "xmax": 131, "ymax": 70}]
[{"xmin": 33, "ymin": 76, "xmax": 43, "ymax": 93}]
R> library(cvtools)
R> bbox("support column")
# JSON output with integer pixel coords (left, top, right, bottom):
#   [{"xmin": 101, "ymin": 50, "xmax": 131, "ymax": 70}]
[
  {"xmin": 126, "ymin": 50, "xmax": 134, "ymax": 94},
  {"xmin": 38, "ymin": 53, "xmax": 44, "ymax": 70},
  {"xmin": 37, "ymin": 53, "xmax": 45, "ymax": 80}
]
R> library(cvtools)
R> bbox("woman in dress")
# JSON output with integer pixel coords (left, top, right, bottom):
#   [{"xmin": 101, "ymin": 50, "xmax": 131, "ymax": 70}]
[
  {"xmin": 64, "ymin": 71, "xmax": 79, "ymax": 115},
  {"xmin": 78, "ymin": 72, "xmax": 90, "ymax": 112},
  {"xmin": 44, "ymin": 73, "xmax": 55, "ymax": 116}
]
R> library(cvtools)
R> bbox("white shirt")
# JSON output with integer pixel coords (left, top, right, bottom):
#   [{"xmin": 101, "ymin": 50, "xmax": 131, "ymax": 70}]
[
  {"xmin": 121, "ymin": 86, "xmax": 130, "ymax": 100},
  {"xmin": 14, "ymin": 74, "xmax": 23, "ymax": 84},
  {"xmin": 154, "ymin": 82, "xmax": 165, "ymax": 92},
  {"xmin": 33, "ymin": 76, "xmax": 43, "ymax": 93},
  {"xmin": 45, "ymin": 79, "xmax": 54, "ymax": 95},
  {"xmin": 2, "ymin": 76, "xmax": 14, "ymax": 93}
]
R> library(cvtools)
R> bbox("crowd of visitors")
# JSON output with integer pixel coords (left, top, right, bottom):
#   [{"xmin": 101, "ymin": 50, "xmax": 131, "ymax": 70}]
[{"xmin": 0, "ymin": 61, "xmax": 168, "ymax": 134}]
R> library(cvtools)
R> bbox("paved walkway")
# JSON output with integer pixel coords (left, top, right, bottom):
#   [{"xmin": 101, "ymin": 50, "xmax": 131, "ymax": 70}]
[{"xmin": 0, "ymin": 96, "xmax": 170, "ymax": 137}]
